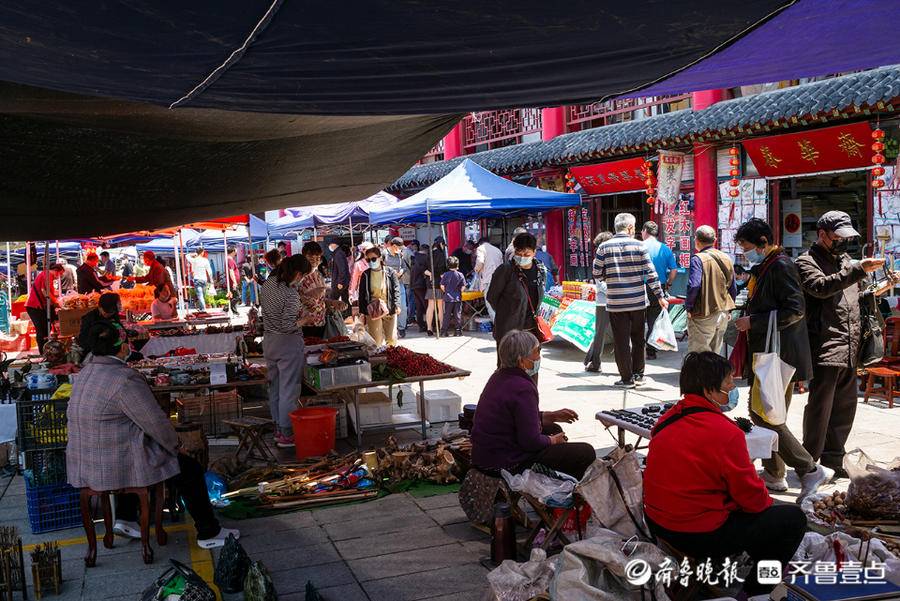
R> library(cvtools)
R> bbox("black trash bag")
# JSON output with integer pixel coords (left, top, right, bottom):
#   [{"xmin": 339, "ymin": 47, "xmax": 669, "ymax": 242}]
[
  {"xmin": 214, "ymin": 533, "xmax": 251, "ymax": 594},
  {"xmin": 141, "ymin": 559, "xmax": 216, "ymax": 601},
  {"xmin": 244, "ymin": 561, "xmax": 277, "ymax": 601}
]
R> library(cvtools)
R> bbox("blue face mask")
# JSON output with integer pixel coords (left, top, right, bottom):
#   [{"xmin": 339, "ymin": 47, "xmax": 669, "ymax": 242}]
[
  {"xmin": 743, "ymin": 248, "xmax": 764, "ymax": 265},
  {"xmin": 524, "ymin": 357, "xmax": 541, "ymax": 376},
  {"xmin": 719, "ymin": 388, "xmax": 740, "ymax": 412},
  {"xmin": 514, "ymin": 255, "xmax": 533, "ymax": 268},
  {"xmin": 368, "ymin": 259, "xmax": 381, "ymax": 270}
]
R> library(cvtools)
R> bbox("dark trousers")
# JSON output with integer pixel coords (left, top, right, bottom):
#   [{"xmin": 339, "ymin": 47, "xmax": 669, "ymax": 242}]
[
  {"xmin": 117, "ymin": 455, "xmax": 220, "ymax": 539},
  {"xmin": 520, "ymin": 424, "xmax": 596, "ymax": 480},
  {"xmin": 608, "ymin": 309, "xmax": 646, "ymax": 381},
  {"xmin": 331, "ymin": 286, "xmax": 350, "ymax": 317},
  {"xmin": 749, "ymin": 381, "xmax": 816, "ymax": 479},
  {"xmin": 442, "ymin": 301, "xmax": 462, "ymax": 333},
  {"xmin": 26, "ymin": 307, "xmax": 51, "ymax": 353},
  {"xmin": 406, "ymin": 286, "xmax": 416, "ymax": 325},
  {"xmin": 584, "ymin": 305, "xmax": 610, "ymax": 370},
  {"xmin": 647, "ymin": 505, "xmax": 807, "ymax": 596},
  {"xmin": 645, "ymin": 290, "xmax": 663, "ymax": 358},
  {"xmin": 803, "ymin": 364, "xmax": 858, "ymax": 470},
  {"xmin": 413, "ymin": 287, "xmax": 428, "ymax": 330}
]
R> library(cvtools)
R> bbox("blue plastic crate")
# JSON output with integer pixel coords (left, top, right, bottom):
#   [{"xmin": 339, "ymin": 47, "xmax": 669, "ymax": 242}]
[{"xmin": 25, "ymin": 479, "xmax": 81, "ymax": 534}]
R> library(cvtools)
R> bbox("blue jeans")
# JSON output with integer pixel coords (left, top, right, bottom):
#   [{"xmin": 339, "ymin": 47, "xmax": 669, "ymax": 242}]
[
  {"xmin": 193, "ymin": 279, "xmax": 207, "ymax": 310},
  {"xmin": 397, "ymin": 282, "xmax": 408, "ymax": 332},
  {"xmin": 242, "ymin": 280, "xmax": 257, "ymax": 305},
  {"xmin": 405, "ymin": 284, "xmax": 416, "ymax": 326}
]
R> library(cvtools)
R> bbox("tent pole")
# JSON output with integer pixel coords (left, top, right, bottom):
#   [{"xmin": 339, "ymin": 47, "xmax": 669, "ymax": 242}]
[
  {"xmin": 55, "ymin": 240, "xmax": 60, "ymax": 265},
  {"xmin": 247, "ymin": 227, "xmax": 259, "ymax": 308},
  {"xmin": 348, "ymin": 215, "xmax": 354, "ymax": 249},
  {"xmin": 43, "ymin": 243, "xmax": 51, "ymax": 327},
  {"xmin": 25, "ymin": 242, "xmax": 31, "ymax": 300},
  {"xmin": 174, "ymin": 231, "xmax": 185, "ymax": 313},
  {"xmin": 223, "ymin": 229, "xmax": 231, "ymax": 315},
  {"xmin": 427, "ymin": 203, "xmax": 440, "ymax": 339},
  {"xmin": 5, "ymin": 242, "xmax": 11, "ymax": 330}
]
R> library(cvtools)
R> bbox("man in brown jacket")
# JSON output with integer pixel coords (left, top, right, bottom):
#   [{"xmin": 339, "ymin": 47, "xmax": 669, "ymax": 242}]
[
  {"xmin": 796, "ymin": 211, "xmax": 887, "ymax": 478},
  {"xmin": 685, "ymin": 226, "xmax": 736, "ymax": 354}
]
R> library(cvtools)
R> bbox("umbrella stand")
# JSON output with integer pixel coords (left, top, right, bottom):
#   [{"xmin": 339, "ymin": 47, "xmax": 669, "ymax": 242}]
[{"xmin": 426, "ymin": 200, "xmax": 440, "ymax": 339}]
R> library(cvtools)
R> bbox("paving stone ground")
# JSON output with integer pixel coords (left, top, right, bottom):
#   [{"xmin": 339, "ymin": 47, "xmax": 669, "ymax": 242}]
[{"xmin": 2, "ymin": 328, "xmax": 898, "ymax": 599}]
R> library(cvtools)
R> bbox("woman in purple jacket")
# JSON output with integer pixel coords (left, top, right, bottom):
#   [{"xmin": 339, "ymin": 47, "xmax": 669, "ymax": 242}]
[{"xmin": 470, "ymin": 330, "xmax": 596, "ymax": 479}]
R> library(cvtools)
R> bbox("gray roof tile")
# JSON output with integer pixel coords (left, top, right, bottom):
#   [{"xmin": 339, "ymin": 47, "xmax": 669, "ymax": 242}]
[{"xmin": 390, "ymin": 66, "xmax": 900, "ymax": 191}]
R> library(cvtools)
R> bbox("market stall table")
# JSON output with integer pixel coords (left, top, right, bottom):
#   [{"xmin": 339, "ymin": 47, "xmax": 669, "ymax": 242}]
[
  {"xmin": 596, "ymin": 405, "xmax": 778, "ymax": 460},
  {"xmin": 306, "ymin": 369, "xmax": 471, "ymax": 447},
  {"xmin": 461, "ymin": 290, "xmax": 486, "ymax": 330},
  {"xmin": 140, "ymin": 331, "xmax": 242, "ymax": 357},
  {"xmin": 150, "ymin": 378, "xmax": 266, "ymax": 436}
]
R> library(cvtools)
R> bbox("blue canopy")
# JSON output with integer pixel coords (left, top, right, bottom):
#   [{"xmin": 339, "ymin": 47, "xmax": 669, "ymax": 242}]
[
  {"xmin": 136, "ymin": 230, "xmax": 200, "ymax": 255},
  {"xmin": 188, "ymin": 226, "xmax": 265, "ymax": 251},
  {"xmin": 8, "ymin": 242, "xmax": 84, "ymax": 264},
  {"xmin": 269, "ymin": 191, "xmax": 400, "ymax": 237},
  {"xmin": 368, "ymin": 159, "xmax": 580, "ymax": 224}
]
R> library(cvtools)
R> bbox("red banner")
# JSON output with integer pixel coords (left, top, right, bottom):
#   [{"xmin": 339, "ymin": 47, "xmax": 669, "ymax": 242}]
[
  {"xmin": 570, "ymin": 157, "xmax": 645, "ymax": 195},
  {"xmin": 743, "ymin": 122, "xmax": 872, "ymax": 177}
]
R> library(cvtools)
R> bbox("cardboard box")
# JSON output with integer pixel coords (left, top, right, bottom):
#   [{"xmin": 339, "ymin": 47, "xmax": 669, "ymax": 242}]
[{"xmin": 57, "ymin": 308, "xmax": 91, "ymax": 337}]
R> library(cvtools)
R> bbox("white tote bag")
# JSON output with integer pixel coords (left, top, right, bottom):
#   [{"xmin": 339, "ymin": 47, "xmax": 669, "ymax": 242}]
[{"xmin": 750, "ymin": 311, "xmax": 793, "ymax": 426}]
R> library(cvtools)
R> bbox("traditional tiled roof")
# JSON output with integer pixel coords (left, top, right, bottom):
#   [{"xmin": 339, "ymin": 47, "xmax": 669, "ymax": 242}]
[{"xmin": 390, "ymin": 65, "xmax": 900, "ymax": 191}]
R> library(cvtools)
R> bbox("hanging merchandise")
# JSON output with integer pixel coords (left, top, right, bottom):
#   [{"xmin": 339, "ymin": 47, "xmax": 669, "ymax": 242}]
[
  {"xmin": 728, "ymin": 145, "xmax": 741, "ymax": 198},
  {"xmin": 642, "ymin": 159, "xmax": 657, "ymax": 216},
  {"xmin": 872, "ymin": 126, "xmax": 886, "ymax": 191},
  {"xmin": 656, "ymin": 150, "xmax": 685, "ymax": 208}
]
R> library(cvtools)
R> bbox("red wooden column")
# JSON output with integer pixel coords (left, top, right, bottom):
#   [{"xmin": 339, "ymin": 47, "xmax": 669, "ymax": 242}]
[
  {"xmin": 443, "ymin": 123, "xmax": 466, "ymax": 249},
  {"xmin": 691, "ymin": 90, "xmax": 727, "ymax": 229},
  {"xmin": 542, "ymin": 107, "xmax": 567, "ymax": 277}
]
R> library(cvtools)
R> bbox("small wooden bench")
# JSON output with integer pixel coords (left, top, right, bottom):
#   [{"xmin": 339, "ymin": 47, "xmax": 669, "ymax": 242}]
[
  {"xmin": 221, "ymin": 416, "xmax": 276, "ymax": 462},
  {"xmin": 79, "ymin": 483, "xmax": 167, "ymax": 566}
]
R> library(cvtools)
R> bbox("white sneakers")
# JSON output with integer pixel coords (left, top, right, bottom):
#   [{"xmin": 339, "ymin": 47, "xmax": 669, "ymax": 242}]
[
  {"xmin": 798, "ymin": 464, "xmax": 834, "ymax": 502},
  {"xmin": 197, "ymin": 527, "xmax": 241, "ymax": 549},
  {"xmin": 761, "ymin": 471, "xmax": 788, "ymax": 492},
  {"xmin": 112, "ymin": 520, "xmax": 142, "ymax": 539}
]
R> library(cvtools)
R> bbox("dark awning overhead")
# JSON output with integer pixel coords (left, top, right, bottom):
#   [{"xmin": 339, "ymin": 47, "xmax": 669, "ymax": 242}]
[{"xmin": 1, "ymin": 0, "xmax": 899, "ymax": 239}]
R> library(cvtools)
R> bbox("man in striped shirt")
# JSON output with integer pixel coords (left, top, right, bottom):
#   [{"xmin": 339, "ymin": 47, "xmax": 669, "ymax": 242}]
[{"xmin": 592, "ymin": 213, "xmax": 668, "ymax": 388}]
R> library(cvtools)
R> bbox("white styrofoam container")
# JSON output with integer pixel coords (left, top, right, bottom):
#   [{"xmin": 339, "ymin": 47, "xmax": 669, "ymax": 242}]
[
  {"xmin": 348, "ymin": 391, "xmax": 393, "ymax": 428},
  {"xmin": 417, "ymin": 389, "xmax": 462, "ymax": 423}
]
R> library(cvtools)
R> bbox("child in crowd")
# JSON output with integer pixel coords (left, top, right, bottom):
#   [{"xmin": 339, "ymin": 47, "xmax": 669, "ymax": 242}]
[{"xmin": 440, "ymin": 256, "xmax": 466, "ymax": 336}]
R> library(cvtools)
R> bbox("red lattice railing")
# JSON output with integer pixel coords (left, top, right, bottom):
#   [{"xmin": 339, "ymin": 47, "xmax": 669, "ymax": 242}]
[
  {"xmin": 566, "ymin": 94, "xmax": 692, "ymax": 129},
  {"xmin": 462, "ymin": 108, "xmax": 542, "ymax": 151},
  {"xmin": 418, "ymin": 138, "xmax": 445, "ymax": 164}
]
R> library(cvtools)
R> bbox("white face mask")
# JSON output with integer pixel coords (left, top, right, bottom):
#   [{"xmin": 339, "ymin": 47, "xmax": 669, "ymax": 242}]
[{"xmin": 513, "ymin": 255, "xmax": 533, "ymax": 268}]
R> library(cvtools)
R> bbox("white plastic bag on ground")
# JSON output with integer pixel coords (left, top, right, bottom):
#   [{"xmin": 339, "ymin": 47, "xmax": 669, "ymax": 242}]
[
  {"xmin": 485, "ymin": 548, "xmax": 554, "ymax": 601},
  {"xmin": 648, "ymin": 309, "xmax": 677, "ymax": 351}
]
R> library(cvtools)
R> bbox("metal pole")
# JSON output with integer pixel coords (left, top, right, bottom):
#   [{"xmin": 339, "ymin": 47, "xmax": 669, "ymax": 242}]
[
  {"xmin": 173, "ymin": 232, "xmax": 185, "ymax": 313},
  {"xmin": 247, "ymin": 226, "xmax": 258, "ymax": 307},
  {"xmin": 223, "ymin": 229, "xmax": 232, "ymax": 315},
  {"xmin": 348, "ymin": 215, "xmax": 354, "ymax": 249},
  {"xmin": 25, "ymin": 242, "xmax": 31, "ymax": 299},
  {"xmin": 43, "ymin": 243, "xmax": 51, "ymax": 326},
  {"xmin": 5, "ymin": 242, "xmax": 11, "ymax": 330},
  {"xmin": 426, "ymin": 201, "xmax": 440, "ymax": 339},
  {"xmin": 55, "ymin": 240, "xmax": 60, "ymax": 265}
]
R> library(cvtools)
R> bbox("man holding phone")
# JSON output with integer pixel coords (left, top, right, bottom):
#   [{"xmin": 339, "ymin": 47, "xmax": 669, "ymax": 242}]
[{"xmin": 796, "ymin": 211, "xmax": 896, "ymax": 478}]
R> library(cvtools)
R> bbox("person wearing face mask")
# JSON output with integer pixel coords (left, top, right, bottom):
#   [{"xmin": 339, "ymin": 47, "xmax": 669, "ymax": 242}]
[
  {"xmin": 382, "ymin": 237, "xmax": 411, "ymax": 338},
  {"xmin": 486, "ymin": 232, "xmax": 548, "ymax": 367},
  {"xmin": 470, "ymin": 330, "xmax": 594, "ymax": 479},
  {"xmin": 326, "ymin": 238, "xmax": 350, "ymax": 313},
  {"xmin": 357, "ymin": 246, "xmax": 402, "ymax": 346},
  {"xmin": 796, "ymin": 211, "xmax": 892, "ymax": 479},
  {"xmin": 297, "ymin": 242, "xmax": 346, "ymax": 339},
  {"xmin": 733, "ymin": 218, "xmax": 829, "ymax": 499},
  {"xmin": 643, "ymin": 352, "xmax": 807, "ymax": 599},
  {"xmin": 260, "ymin": 254, "xmax": 312, "ymax": 448}
]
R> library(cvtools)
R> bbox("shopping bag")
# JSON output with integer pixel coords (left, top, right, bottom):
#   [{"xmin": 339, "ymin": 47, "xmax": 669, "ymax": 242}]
[
  {"xmin": 141, "ymin": 559, "xmax": 216, "ymax": 601},
  {"xmin": 750, "ymin": 311, "xmax": 792, "ymax": 426},
  {"xmin": 729, "ymin": 329, "xmax": 748, "ymax": 378},
  {"xmin": 647, "ymin": 309, "xmax": 677, "ymax": 351},
  {"xmin": 323, "ymin": 309, "xmax": 347, "ymax": 339}
]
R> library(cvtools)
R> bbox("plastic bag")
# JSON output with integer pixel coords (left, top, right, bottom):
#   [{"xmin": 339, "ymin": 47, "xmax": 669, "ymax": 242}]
[
  {"xmin": 750, "ymin": 311, "xmax": 791, "ymax": 426},
  {"xmin": 213, "ymin": 534, "xmax": 250, "ymax": 594},
  {"xmin": 243, "ymin": 561, "xmax": 277, "ymax": 601},
  {"xmin": 486, "ymin": 548, "xmax": 554, "ymax": 601},
  {"xmin": 845, "ymin": 449, "xmax": 900, "ymax": 520},
  {"xmin": 647, "ymin": 309, "xmax": 677, "ymax": 351},
  {"xmin": 576, "ymin": 448, "xmax": 647, "ymax": 539},
  {"xmin": 205, "ymin": 472, "xmax": 229, "ymax": 507},
  {"xmin": 141, "ymin": 559, "xmax": 216, "ymax": 601},
  {"xmin": 501, "ymin": 468, "xmax": 575, "ymax": 508},
  {"xmin": 348, "ymin": 320, "xmax": 377, "ymax": 348},
  {"xmin": 323, "ymin": 309, "xmax": 347, "ymax": 339}
]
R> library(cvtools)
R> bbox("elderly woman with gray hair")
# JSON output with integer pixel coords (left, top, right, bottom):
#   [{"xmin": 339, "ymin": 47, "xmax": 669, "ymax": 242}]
[{"xmin": 470, "ymin": 330, "xmax": 596, "ymax": 479}]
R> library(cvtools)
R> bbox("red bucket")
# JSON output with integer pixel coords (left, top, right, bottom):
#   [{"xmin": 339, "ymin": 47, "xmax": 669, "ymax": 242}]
[{"xmin": 289, "ymin": 407, "xmax": 339, "ymax": 460}]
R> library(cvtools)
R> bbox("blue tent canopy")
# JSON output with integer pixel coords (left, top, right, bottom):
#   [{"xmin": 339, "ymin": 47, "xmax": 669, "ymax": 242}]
[
  {"xmin": 188, "ymin": 226, "xmax": 265, "ymax": 251},
  {"xmin": 136, "ymin": 230, "xmax": 201, "ymax": 255},
  {"xmin": 368, "ymin": 159, "xmax": 580, "ymax": 224},
  {"xmin": 268, "ymin": 191, "xmax": 399, "ymax": 237}
]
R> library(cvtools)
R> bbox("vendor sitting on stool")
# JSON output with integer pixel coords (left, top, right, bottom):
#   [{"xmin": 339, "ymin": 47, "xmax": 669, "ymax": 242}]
[
  {"xmin": 643, "ymin": 351, "xmax": 807, "ymax": 597},
  {"xmin": 66, "ymin": 321, "xmax": 239, "ymax": 549},
  {"xmin": 470, "ymin": 330, "xmax": 595, "ymax": 479}
]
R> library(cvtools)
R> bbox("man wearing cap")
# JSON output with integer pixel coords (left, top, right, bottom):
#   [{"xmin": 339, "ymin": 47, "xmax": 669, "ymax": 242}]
[
  {"xmin": 384, "ymin": 237, "xmax": 411, "ymax": 338},
  {"xmin": 796, "ymin": 211, "xmax": 889, "ymax": 478}
]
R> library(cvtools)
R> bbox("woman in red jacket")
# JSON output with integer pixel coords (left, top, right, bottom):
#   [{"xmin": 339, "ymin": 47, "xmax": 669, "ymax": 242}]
[{"xmin": 643, "ymin": 352, "xmax": 807, "ymax": 597}]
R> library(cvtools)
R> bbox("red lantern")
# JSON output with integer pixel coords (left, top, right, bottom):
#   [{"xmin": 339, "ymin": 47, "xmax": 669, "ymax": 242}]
[
  {"xmin": 729, "ymin": 169, "xmax": 739, "ymax": 177},
  {"xmin": 729, "ymin": 178, "xmax": 740, "ymax": 187},
  {"xmin": 873, "ymin": 153, "xmax": 886, "ymax": 164},
  {"xmin": 873, "ymin": 166, "xmax": 886, "ymax": 177},
  {"xmin": 729, "ymin": 158, "xmax": 740, "ymax": 167},
  {"xmin": 873, "ymin": 179, "xmax": 885, "ymax": 189},
  {"xmin": 873, "ymin": 129, "xmax": 886, "ymax": 139},
  {"xmin": 728, "ymin": 189, "xmax": 740, "ymax": 198},
  {"xmin": 646, "ymin": 196, "xmax": 656, "ymax": 205},
  {"xmin": 872, "ymin": 141, "xmax": 885, "ymax": 152},
  {"xmin": 728, "ymin": 147, "xmax": 739, "ymax": 156}
]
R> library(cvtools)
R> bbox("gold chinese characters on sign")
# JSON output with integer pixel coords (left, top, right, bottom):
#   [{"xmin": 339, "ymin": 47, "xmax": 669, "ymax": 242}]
[
  {"xmin": 797, "ymin": 139, "xmax": 820, "ymax": 164},
  {"xmin": 836, "ymin": 132, "xmax": 865, "ymax": 158},
  {"xmin": 759, "ymin": 146, "xmax": 782, "ymax": 168}
]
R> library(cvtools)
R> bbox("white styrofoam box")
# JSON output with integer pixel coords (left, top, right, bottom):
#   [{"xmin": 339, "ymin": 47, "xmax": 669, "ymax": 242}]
[
  {"xmin": 348, "ymin": 391, "xmax": 392, "ymax": 428},
  {"xmin": 417, "ymin": 389, "xmax": 462, "ymax": 423}
]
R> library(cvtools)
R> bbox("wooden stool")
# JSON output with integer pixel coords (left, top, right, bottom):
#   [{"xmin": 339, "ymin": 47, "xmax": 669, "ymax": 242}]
[
  {"xmin": 863, "ymin": 366, "xmax": 900, "ymax": 408},
  {"xmin": 520, "ymin": 493, "xmax": 586, "ymax": 553},
  {"xmin": 79, "ymin": 482, "xmax": 167, "ymax": 567},
  {"xmin": 222, "ymin": 416, "xmax": 276, "ymax": 462}
]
